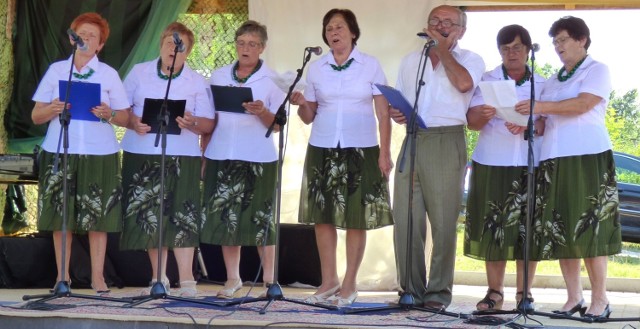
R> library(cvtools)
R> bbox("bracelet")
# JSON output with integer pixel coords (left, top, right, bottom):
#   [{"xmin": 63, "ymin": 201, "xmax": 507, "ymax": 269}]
[{"xmin": 108, "ymin": 110, "xmax": 116, "ymax": 124}]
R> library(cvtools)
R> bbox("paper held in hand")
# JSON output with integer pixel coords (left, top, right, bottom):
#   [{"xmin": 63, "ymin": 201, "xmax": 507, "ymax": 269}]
[{"xmin": 478, "ymin": 80, "xmax": 528, "ymax": 126}]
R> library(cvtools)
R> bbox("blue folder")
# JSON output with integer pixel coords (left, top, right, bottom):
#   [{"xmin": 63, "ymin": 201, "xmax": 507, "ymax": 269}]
[
  {"xmin": 375, "ymin": 84, "xmax": 427, "ymax": 129},
  {"xmin": 58, "ymin": 81, "xmax": 101, "ymax": 122}
]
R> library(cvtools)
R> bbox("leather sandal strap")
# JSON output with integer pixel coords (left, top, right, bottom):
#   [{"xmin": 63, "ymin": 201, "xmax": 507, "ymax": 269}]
[
  {"xmin": 488, "ymin": 288, "xmax": 504, "ymax": 298},
  {"xmin": 477, "ymin": 288, "xmax": 504, "ymax": 309}
]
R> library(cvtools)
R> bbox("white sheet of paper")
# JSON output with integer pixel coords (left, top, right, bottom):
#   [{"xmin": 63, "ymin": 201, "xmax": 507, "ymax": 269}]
[
  {"xmin": 270, "ymin": 70, "xmax": 306, "ymax": 94},
  {"xmin": 478, "ymin": 80, "xmax": 528, "ymax": 126}
]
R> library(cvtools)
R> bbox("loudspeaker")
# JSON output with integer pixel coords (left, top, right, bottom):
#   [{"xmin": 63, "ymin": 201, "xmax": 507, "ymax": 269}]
[
  {"xmin": 199, "ymin": 223, "xmax": 321, "ymax": 286},
  {"xmin": 0, "ymin": 224, "xmax": 320, "ymax": 288}
]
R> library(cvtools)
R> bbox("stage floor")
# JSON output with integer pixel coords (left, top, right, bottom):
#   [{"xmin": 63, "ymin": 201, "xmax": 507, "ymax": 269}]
[{"xmin": 1, "ymin": 283, "xmax": 639, "ymax": 328}]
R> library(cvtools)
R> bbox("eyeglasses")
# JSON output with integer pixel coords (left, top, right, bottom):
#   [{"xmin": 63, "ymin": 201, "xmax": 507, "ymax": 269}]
[
  {"xmin": 235, "ymin": 40, "xmax": 261, "ymax": 49},
  {"xmin": 552, "ymin": 36, "xmax": 571, "ymax": 47},
  {"xmin": 428, "ymin": 18, "xmax": 460, "ymax": 28},
  {"xmin": 499, "ymin": 44, "xmax": 525, "ymax": 55}
]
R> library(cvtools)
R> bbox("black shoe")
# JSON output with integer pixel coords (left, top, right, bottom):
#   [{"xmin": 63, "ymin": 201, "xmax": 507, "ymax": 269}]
[
  {"xmin": 583, "ymin": 304, "xmax": 611, "ymax": 321},
  {"xmin": 516, "ymin": 296, "xmax": 535, "ymax": 313},
  {"xmin": 551, "ymin": 299, "xmax": 586, "ymax": 317}
]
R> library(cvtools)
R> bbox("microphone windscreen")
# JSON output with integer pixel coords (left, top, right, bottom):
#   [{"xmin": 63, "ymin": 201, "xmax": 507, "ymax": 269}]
[{"xmin": 531, "ymin": 43, "xmax": 540, "ymax": 52}]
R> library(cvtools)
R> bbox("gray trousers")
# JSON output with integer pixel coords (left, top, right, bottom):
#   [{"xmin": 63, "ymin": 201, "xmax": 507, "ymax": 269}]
[{"xmin": 393, "ymin": 125, "xmax": 467, "ymax": 306}]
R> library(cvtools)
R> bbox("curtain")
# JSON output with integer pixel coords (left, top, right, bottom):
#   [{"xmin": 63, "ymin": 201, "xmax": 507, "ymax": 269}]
[{"xmin": 6, "ymin": 0, "xmax": 191, "ymax": 150}]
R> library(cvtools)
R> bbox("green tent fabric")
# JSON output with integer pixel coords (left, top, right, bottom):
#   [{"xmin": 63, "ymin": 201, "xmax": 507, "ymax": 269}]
[{"xmin": 6, "ymin": 0, "xmax": 191, "ymax": 147}]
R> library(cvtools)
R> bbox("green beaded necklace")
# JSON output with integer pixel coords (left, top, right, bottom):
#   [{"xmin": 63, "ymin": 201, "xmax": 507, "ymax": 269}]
[
  {"xmin": 233, "ymin": 60, "xmax": 262, "ymax": 84},
  {"xmin": 558, "ymin": 56, "xmax": 587, "ymax": 82},
  {"xmin": 156, "ymin": 58, "xmax": 184, "ymax": 80},
  {"xmin": 502, "ymin": 65, "xmax": 530, "ymax": 86},
  {"xmin": 73, "ymin": 68, "xmax": 95, "ymax": 80},
  {"xmin": 330, "ymin": 58, "xmax": 354, "ymax": 71}
]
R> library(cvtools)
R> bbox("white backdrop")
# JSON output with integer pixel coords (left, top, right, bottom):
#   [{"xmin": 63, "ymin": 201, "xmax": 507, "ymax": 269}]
[{"xmin": 248, "ymin": 0, "xmax": 448, "ymax": 290}]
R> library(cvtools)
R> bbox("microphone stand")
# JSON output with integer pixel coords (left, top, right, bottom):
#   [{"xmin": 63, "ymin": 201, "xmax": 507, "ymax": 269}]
[
  {"xmin": 125, "ymin": 44, "xmax": 221, "ymax": 309},
  {"xmin": 22, "ymin": 42, "xmax": 130, "ymax": 307},
  {"xmin": 346, "ymin": 42, "xmax": 457, "ymax": 318},
  {"xmin": 474, "ymin": 46, "xmax": 545, "ymax": 327},
  {"xmin": 220, "ymin": 49, "xmax": 337, "ymax": 313}
]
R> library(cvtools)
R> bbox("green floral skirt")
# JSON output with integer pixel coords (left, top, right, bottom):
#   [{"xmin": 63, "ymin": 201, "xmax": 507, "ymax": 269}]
[
  {"xmin": 37, "ymin": 151, "xmax": 122, "ymax": 233},
  {"xmin": 298, "ymin": 144, "xmax": 393, "ymax": 230},
  {"xmin": 531, "ymin": 151, "xmax": 621, "ymax": 259},
  {"xmin": 120, "ymin": 153, "xmax": 202, "ymax": 250},
  {"xmin": 200, "ymin": 159, "xmax": 277, "ymax": 246},
  {"xmin": 463, "ymin": 162, "xmax": 540, "ymax": 261}
]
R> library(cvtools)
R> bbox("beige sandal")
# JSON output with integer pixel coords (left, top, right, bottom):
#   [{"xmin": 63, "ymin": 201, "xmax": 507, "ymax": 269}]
[
  {"xmin": 217, "ymin": 279, "xmax": 242, "ymax": 299},
  {"xmin": 176, "ymin": 280, "xmax": 197, "ymax": 297}
]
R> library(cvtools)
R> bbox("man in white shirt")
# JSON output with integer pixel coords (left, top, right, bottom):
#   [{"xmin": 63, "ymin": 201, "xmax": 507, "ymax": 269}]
[{"xmin": 390, "ymin": 5, "xmax": 485, "ymax": 310}]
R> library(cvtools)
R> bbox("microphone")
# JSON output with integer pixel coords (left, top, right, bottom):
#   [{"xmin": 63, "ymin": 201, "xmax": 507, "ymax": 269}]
[
  {"xmin": 67, "ymin": 29, "xmax": 87, "ymax": 51},
  {"xmin": 417, "ymin": 32, "xmax": 438, "ymax": 47},
  {"xmin": 172, "ymin": 32, "xmax": 186, "ymax": 53},
  {"xmin": 531, "ymin": 43, "xmax": 540, "ymax": 52},
  {"xmin": 305, "ymin": 46, "xmax": 323, "ymax": 56}
]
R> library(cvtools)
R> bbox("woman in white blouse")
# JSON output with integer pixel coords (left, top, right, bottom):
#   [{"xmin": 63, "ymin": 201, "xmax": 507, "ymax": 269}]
[
  {"xmin": 516, "ymin": 16, "xmax": 621, "ymax": 320},
  {"xmin": 201, "ymin": 20, "xmax": 285, "ymax": 299},
  {"xmin": 31, "ymin": 12, "xmax": 130, "ymax": 296},
  {"xmin": 463, "ymin": 25, "xmax": 545, "ymax": 312},
  {"xmin": 290, "ymin": 8, "xmax": 393, "ymax": 307},
  {"xmin": 120, "ymin": 22, "xmax": 215, "ymax": 297}
]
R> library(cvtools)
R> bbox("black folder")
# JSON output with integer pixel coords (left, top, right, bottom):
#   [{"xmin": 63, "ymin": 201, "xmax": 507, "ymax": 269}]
[
  {"xmin": 211, "ymin": 85, "xmax": 253, "ymax": 114},
  {"xmin": 141, "ymin": 98, "xmax": 186, "ymax": 135}
]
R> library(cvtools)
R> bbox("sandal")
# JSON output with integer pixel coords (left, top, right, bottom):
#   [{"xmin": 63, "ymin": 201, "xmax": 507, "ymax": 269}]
[
  {"xmin": 176, "ymin": 280, "xmax": 197, "ymax": 297},
  {"xmin": 515, "ymin": 291, "xmax": 535, "ymax": 313},
  {"xmin": 476, "ymin": 288, "xmax": 504, "ymax": 311}
]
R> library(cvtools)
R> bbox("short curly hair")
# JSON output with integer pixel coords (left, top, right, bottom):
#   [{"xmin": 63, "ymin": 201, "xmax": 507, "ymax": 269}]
[{"xmin": 549, "ymin": 16, "xmax": 591, "ymax": 50}]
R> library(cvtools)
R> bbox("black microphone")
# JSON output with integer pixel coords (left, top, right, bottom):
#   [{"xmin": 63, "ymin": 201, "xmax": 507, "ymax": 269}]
[
  {"xmin": 67, "ymin": 29, "xmax": 87, "ymax": 51},
  {"xmin": 417, "ymin": 32, "xmax": 438, "ymax": 47},
  {"xmin": 531, "ymin": 43, "xmax": 540, "ymax": 52},
  {"xmin": 305, "ymin": 46, "xmax": 323, "ymax": 55},
  {"xmin": 172, "ymin": 32, "xmax": 186, "ymax": 53}
]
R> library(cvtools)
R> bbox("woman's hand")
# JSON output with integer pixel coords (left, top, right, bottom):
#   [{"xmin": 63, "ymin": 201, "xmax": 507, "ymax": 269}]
[
  {"xmin": 289, "ymin": 91, "xmax": 306, "ymax": 106},
  {"xmin": 293, "ymin": 91, "xmax": 318, "ymax": 125},
  {"xmin": 130, "ymin": 114, "xmax": 151, "ymax": 135},
  {"xmin": 176, "ymin": 111, "xmax": 199, "ymax": 129},
  {"xmin": 378, "ymin": 152, "xmax": 394, "ymax": 179},
  {"xmin": 91, "ymin": 102, "xmax": 112, "ymax": 121},
  {"xmin": 389, "ymin": 107, "xmax": 407, "ymax": 125},
  {"xmin": 504, "ymin": 122, "xmax": 526, "ymax": 135},
  {"xmin": 242, "ymin": 100, "xmax": 267, "ymax": 116},
  {"xmin": 515, "ymin": 99, "xmax": 534, "ymax": 115}
]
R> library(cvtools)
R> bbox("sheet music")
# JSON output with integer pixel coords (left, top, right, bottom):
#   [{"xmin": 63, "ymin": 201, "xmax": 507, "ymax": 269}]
[{"xmin": 478, "ymin": 80, "xmax": 528, "ymax": 126}]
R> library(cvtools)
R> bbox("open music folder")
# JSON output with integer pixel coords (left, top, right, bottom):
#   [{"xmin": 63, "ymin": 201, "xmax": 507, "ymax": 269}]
[
  {"xmin": 141, "ymin": 98, "xmax": 186, "ymax": 135},
  {"xmin": 211, "ymin": 85, "xmax": 253, "ymax": 114}
]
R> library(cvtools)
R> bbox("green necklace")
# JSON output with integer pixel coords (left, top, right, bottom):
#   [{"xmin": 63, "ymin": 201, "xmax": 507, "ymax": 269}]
[
  {"xmin": 73, "ymin": 68, "xmax": 95, "ymax": 80},
  {"xmin": 233, "ymin": 60, "xmax": 262, "ymax": 84},
  {"xmin": 502, "ymin": 65, "xmax": 530, "ymax": 86},
  {"xmin": 331, "ymin": 58, "xmax": 354, "ymax": 71},
  {"xmin": 156, "ymin": 59, "xmax": 183, "ymax": 80},
  {"xmin": 558, "ymin": 56, "xmax": 587, "ymax": 82}
]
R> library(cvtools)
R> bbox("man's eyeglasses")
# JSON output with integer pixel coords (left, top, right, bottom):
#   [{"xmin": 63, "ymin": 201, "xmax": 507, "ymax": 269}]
[
  {"xmin": 499, "ymin": 44, "xmax": 525, "ymax": 55},
  {"xmin": 428, "ymin": 18, "xmax": 460, "ymax": 28},
  {"xmin": 235, "ymin": 40, "xmax": 261, "ymax": 49}
]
